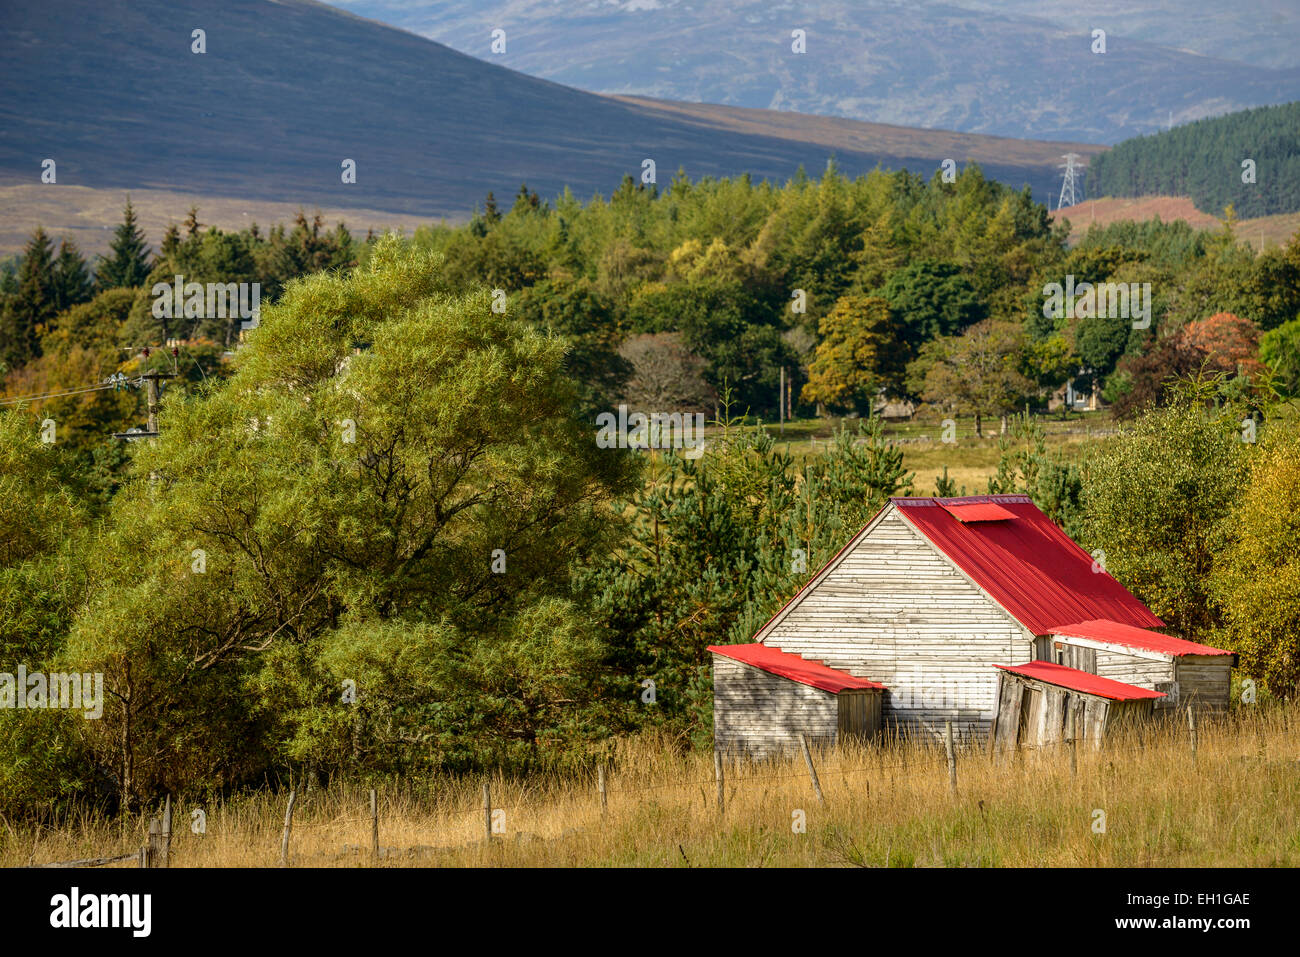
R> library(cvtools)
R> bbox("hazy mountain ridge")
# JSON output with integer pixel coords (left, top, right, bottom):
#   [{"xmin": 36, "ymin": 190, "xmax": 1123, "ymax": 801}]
[
  {"xmin": 330, "ymin": 0, "xmax": 1300, "ymax": 143},
  {"xmin": 0, "ymin": 0, "xmax": 1104, "ymax": 235}
]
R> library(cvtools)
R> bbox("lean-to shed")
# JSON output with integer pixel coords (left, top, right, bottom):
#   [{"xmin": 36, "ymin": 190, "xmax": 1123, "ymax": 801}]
[
  {"xmin": 1047, "ymin": 619, "xmax": 1237, "ymax": 715},
  {"xmin": 990, "ymin": 660, "xmax": 1165, "ymax": 752},
  {"xmin": 709, "ymin": 643, "xmax": 885, "ymax": 759}
]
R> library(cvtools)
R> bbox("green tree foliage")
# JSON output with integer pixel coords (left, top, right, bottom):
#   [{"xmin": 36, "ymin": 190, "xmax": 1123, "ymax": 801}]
[
  {"xmin": 913, "ymin": 319, "xmax": 1036, "ymax": 436},
  {"xmin": 0, "ymin": 409, "xmax": 96, "ymax": 815},
  {"xmin": 1212, "ymin": 426, "xmax": 1300, "ymax": 695},
  {"xmin": 51, "ymin": 240, "xmax": 93, "ymax": 316},
  {"xmin": 801, "ymin": 295, "xmax": 901, "ymax": 413},
  {"xmin": 1260, "ymin": 317, "xmax": 1300, "ymax": 397},
  {"xmin": 1079, "ymin": 378, "xmax": 1249, "ymax": 638},
  {"xmin": 1, "ymin": 228, "xmax": 58, "ymax": 369},
  {"xmin": 51, "ymin": 238, "xmax": 638, "ymax": 808},
  {"xmin": 879, "ymin": 259, "xmax": 986, "ymax": 355},
  {"xmin": 95, "ymin": 199, "xmax": 152, "ymax": 291},
  {"xmin": 1086, "ymin": 101, "xmax": 1300, "ymax": 218}
]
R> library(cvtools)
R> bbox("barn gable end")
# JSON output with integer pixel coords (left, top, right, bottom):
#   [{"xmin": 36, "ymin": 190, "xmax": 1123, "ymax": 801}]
[{"xmin": 753, "ymin": 503, "xmax": 1031, "ymax": 737}]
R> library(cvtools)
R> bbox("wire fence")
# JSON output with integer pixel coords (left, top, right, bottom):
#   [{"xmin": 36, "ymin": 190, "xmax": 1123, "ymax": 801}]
[{"xmin": 25, "ymin": 703, "xmax": 1293, "ymax": 867}]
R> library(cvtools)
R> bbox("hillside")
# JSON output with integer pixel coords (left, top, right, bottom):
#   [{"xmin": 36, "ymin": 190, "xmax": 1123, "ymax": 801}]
[
  {"xmin": 331, "ymin": 0, "xmax": 1300, "ymax": 143},
  {"xmin": 1085, "ymin": 102, "xmax": 1300, "ymax": 217},
  {"xmin": 1052, "ymin": 196, "xmax": 1300, "ymax": 248},
  {"xmin": 0, "ymin": 0, "xmax": 1100, "ymax": 254}
]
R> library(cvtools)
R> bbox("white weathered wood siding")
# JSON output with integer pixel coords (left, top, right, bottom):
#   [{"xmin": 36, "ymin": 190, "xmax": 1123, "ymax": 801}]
[
  {"xmin": 991, "ymin": 672, "xmax": 1117, "ymax": 752},
  {"xmin": 759, "ymin": 508, "xmax": 1032, "ymax": 739},
  {"xmin": 1175, "ymin": 656, "xmax": 1232, "ymax": 713},
  {"xmin": 711, "ymin": 656, "xmax": 839, "ymax": 758},
  {"xmin": 1091, "ymin": 647, "xmax": 1173, "ymax": 689}
]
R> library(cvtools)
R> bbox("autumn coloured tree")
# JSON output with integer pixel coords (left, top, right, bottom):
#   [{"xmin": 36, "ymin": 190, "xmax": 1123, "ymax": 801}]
[{"xmin": 801, "ymin": 295, "xmax": 902, "ymax": 414}]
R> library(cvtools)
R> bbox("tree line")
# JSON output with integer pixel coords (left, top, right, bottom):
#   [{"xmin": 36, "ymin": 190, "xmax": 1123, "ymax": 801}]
[
  {"xmin": 1086, "ymin": 101, "xmax": 1300, "ymax": 219},
  {"xmin": 2, "ymin": 173, "xmax": 1300, "ymax": 819}
]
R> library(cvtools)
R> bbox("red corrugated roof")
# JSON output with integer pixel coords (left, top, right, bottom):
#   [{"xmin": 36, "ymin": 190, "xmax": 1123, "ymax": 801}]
[
  {"xmin": 893, "ymin": 496, "xmax": 1165, "ymax": 635},
  {"xmin": 708, "ymin": 643, "xmax": 886, "ymax": 693},
  {"xmin": 942, "ymin": 502, "xmax": 1017, "ymax": 522},
  {"xmin": 1052, "ymin": 618, "xmax": 1233, "ymax": 657},
  {"xmin": 994, "ymin": 661, "xmax": 1166, "ymax": 701}
]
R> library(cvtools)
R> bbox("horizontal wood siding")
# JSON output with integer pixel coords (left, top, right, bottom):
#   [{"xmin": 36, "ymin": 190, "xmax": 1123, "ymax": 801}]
[
  {"xmin": 1093, "ymin": 647, "xmax": 1173, "ymax": 690},
  {"xmin": 711, "ymin": 656, "xmax": 839, "ymax": 759},
  {"xmin": 1175, "ymin": 657, "xmax": 1232, "ymax": 714},
  {"xmin": 762, "ymin": 509, "xmax": 1031, "ymax": 739}
]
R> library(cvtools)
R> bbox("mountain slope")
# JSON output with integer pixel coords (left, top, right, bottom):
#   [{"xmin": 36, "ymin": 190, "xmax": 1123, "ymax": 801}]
[
  {"xmin": 0, "ymin": 0, "xmax": 1105, "ymax": 225},
  {"xmin": 331, "ymin": 0, "xmax": 1300, "ymax": 143}
]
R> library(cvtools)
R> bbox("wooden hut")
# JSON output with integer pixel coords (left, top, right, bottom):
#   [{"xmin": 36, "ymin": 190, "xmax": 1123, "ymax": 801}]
[
  {"xmin": 990, "ymin": 660, "xmax": 1165, "ymax": 751},
  {"xmin": 724, "ymin": 495, "xmax": 1234, "ymax": 746},
  {"xmin": 1046, "ymin": 619, "xmax": 1237, "ymax": 715},
  {"xmin": 709, "ymin": 644, "xmax": 884, "ymax": 759}
]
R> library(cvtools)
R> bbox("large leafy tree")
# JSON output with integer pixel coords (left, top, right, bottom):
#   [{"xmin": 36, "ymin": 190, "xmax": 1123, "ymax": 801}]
[
  {"xmin": 802, "ymin": 295, "xmax": 902, "ymax": 413},
  {"xmin": 61, "ymin": 237, "xmax": 639, "ymax": 807},
  {"xmin": 1212, "ymin": 424, "xmax": 1300, "ymax": 696},
  {"xmin": 912, "ymin": 319, "xmax": 1035, "ymax": 436},
  {"xmin": 1079, "ymin": 378, "xmax": 1249, "ymax": 639}
]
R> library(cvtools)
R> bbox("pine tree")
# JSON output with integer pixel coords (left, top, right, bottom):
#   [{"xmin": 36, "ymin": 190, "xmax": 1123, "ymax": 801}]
[
  {"xmin": 52, "ymin": 239, "xmax": 93, "ymax": 313},
  {"xmin": 159, "ymin": 223, "xmax": 182, "ymax": 262},
  {"xmin": 0, "ymin": 227, "xmax": 58, "ymax": 368},
  {"xmin": 96, "ymin": 199, "xmax": 152, "ymax": 290}
]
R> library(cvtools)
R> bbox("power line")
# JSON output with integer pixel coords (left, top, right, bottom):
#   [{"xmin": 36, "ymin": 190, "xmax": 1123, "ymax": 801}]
[{"xmin": 0, "ymin": 382, "xmax": 119, "ymax": 406}]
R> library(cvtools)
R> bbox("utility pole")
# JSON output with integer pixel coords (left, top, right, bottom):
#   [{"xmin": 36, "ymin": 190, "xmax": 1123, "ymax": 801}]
[
  {"xmin": 112, "ymin": 347, "xmax": 177, "ymax": 442},
  {"xmin": 779, "ymin": 367, "xmax": 785, "ymax": 435}
]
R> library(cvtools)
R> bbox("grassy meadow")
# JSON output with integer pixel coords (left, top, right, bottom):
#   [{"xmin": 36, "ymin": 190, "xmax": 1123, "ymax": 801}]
[{"xmin": 10, "ymin": 700, "xmax": 1295, "ymax": 869}]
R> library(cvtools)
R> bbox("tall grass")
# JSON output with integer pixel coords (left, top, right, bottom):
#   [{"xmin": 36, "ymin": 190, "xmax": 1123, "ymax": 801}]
[{"xmin": 7, "ymin": 704, "xmax": 1297, "ymax": 868}]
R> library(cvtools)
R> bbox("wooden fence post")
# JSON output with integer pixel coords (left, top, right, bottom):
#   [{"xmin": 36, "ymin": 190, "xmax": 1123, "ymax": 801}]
[
  {"xmin": 279, "ymin": 789, "xmax": 296, "ymax": 867},
  {"xmin": 482, "ymin": 781, "xmax": 492, "ymax": 844},
  {"xmin": 1069, "ymin": 709, "xmax": 1078, "ymax": 780},
  {"xmin": 714, "ymin": 750, "xmax": 725, "ymax": 815},
  {"xmin": 369, "ymin": 788, "xmax": 379, "ymax": 863},
  {"xmin": 799, "ymin": 735, "xmax": 826, "ymax": 806},
  {"xmin": 144, "ymin": 817, "xmax": 160, "ymax": 869},
  {"xmin": 161, "ymin": 796, "xmax": 172, "ymax": 868},
  {"xmin": 945, "ymin": 721, "xmax": 957, "ymax": 797},
  {"xmin": 1187, "ymin": 705, "xmax": 1197, "ymax": 762},
  {"xmin": 597, "ymin": 765, "xmax": 607, "ymax": 816}
]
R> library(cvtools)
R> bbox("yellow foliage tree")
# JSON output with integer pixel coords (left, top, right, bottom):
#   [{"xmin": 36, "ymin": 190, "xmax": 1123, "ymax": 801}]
[{"xmin": 801, "ymin": 295, "xmax": 900, "ymax": 414}]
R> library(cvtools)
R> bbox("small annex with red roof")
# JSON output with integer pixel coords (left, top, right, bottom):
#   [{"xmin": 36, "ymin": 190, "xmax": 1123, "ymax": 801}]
[
  {"xmin": 710, "ymin": 494, "xmax": 1235, "ymax": 756},
  {"xmin": 708, "ymin": 644, "xmax": 885, "ymax": 758}
]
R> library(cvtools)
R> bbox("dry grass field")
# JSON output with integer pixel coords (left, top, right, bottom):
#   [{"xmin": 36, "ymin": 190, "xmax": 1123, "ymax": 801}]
[
  {"xmin": 1052, "ymin": 195, "xmax": 1300, "ymax": 250},
  {"xmin": 9, "ymin": 703, "xmax": 1296, "ymax": 868}
]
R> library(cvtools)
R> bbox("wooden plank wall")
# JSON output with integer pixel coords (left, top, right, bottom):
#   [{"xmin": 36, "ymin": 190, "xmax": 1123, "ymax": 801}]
[
  {"xmin": 761, "ymin": 509, "xmax": 1031, "ymax": 740},
  {"xmin": 992, "ymin": 673, "xmax": 1113, "ymax": 750},
  {"xmin": 837, "ymin": 690, "xmax": 882, "ymax": 743},
  {"xmin": 1093, "ymin": 648, "xmax": 1173, "ymax": 689},
  {"xmin": 1175, "ymin": 656, "xmax": 1232, "ymax": 714},
  {"xmin": 712, "ymin": 657, "xmax": 839, "ymax": 759}
]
